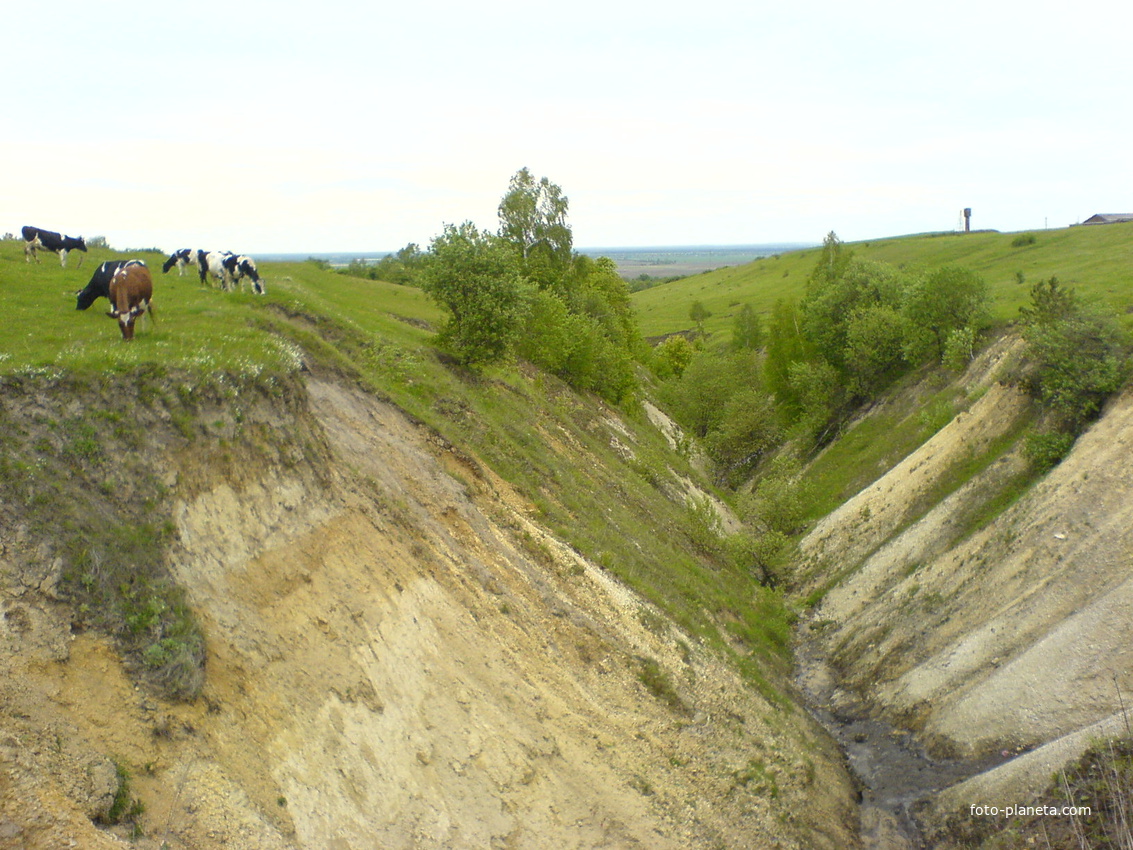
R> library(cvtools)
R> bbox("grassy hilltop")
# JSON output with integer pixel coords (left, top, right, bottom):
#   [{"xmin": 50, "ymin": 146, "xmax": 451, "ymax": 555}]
[{"xmin": 0, "ymin": 241, "xmax": 442, "ymax": 376}]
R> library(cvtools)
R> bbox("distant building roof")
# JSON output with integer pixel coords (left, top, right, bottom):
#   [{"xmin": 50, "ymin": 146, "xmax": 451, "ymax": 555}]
[{"xmin": 1081, "ymin": 213, "xmax": 1133, "ymax": 225}]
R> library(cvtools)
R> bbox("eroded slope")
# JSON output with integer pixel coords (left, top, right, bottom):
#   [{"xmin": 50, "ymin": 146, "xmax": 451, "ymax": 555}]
[
  {"xmin": 799, "ymin": 346, "xmax": 1133, "ymax": 817},
  {"xmin": 0, "ymin": 372, "xmax": 856, "ymax": 849}
]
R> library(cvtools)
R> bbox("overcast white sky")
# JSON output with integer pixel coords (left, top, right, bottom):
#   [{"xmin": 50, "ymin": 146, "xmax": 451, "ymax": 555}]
[{"xmin": 5, "ymin": 0, "xmax": 1130, "ymax": 254}]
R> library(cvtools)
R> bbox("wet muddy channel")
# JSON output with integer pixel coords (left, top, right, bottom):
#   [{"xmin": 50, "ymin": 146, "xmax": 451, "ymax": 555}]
[{"xmin": 795, "ymin": 632, "xmax": 1007, "ymax": 849}]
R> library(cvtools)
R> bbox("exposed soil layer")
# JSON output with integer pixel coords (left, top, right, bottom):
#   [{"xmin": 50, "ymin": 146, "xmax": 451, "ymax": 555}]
[
  {"xmin": 797, "ymin": 337, "xmax": 1133, "ymax": 841},
  {"xmin": 0, "ymin": 372, "xmax": 858, "ymax": 849}
]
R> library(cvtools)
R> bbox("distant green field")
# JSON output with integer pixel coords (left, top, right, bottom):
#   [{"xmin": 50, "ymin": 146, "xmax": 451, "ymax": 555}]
[
  {"xmin": 0, "ymin": 241, "xmax": 442, "ymax": 377},
  {"xmin": 583, "ymin": 243, "xmax": 815, "ymax": 280},
  {"xmin": 631, "ymin": 223, "xmax": 1133, "ymax": 339}
]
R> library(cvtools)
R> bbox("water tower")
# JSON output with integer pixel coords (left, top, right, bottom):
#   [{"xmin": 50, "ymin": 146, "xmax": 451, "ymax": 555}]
[{"xmin": 963, "ymin": 208, "xmax": 972, "ymax": 232}]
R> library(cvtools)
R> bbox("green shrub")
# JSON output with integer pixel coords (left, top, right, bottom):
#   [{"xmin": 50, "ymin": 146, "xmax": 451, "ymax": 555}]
[
  {"xmin": 1020, "ymin": 277, "xmax": 1130, "ymax": 431},
  {"xmin": 102, "ymin": 761, "xmax": 145, "ymax": 826},
  {"xmin": 1023, "ymin": 429, "xmax": 1075, "ymax": 471},
  {"xmin": 635, "ymin": 656, "xmax": 689, "ymax": 714},
  {"xmin": 942, "ymin": 325, "xmax": 977, "ymax": 370},
  {"xmin": 741, "ymin": 456, "xmax": 814, "ymax": 536},
  {"xmin": 685, "ymin": 494, "xmax": 723, "ymax": 554},
  {"xmin": 725, "ymin": 529, "xmax": 790, "ymax": 587},
  {"xmin": 420, "ymin": 222, "xmax": 526, "ymax": 366},
  {"xmin": 706, "ymin": 388, "xmax": 782, "ymax": 486},
  {"xmin": 652, "ymin": 335, "xmax": 695, "ymax": 379}
]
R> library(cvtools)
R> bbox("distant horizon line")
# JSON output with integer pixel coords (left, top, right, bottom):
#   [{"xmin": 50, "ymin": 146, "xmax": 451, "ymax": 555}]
[{"xmin": 256, "ymin": 241, "xmax": 819, "ymax": 261}]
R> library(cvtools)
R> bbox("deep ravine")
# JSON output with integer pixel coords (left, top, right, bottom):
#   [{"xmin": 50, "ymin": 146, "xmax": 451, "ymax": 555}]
[{"xmin": 794, "ymin": 622, "xmax": 1009, "ymax": 850}]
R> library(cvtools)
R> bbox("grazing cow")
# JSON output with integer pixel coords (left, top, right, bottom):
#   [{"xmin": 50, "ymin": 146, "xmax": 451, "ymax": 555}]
[
  {"xmin": 22, "ymin": 225, "xmax": 87, "ymax": 267},
  {"xmin": 76, "ymin": 259, "xmax": 145, "ymax": 310},
  {"xmin": 196, "ymin": 250, "xmax": 234, "ymax": 288},
  {"xmin": 162, "ymin": 248, "xmax": 205, "ymax": 277},
  {"xmin": 107, "ymin": 262, "xmax": 155, "ymax": 340},
  {"xmin": 223, "ymin": 254, "xmax": 266, "ymax": 294}
]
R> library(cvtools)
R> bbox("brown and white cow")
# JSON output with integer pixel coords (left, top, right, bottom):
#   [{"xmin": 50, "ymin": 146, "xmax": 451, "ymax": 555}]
[{"xmin": 107, "ymin": 262, "xmax": 155, "ymax": 340}]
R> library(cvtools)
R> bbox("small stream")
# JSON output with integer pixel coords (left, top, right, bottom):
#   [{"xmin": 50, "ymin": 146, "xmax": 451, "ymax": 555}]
[{"xmin": 795, "ymin": 633, "xmax": 1007, "ymax": 849}]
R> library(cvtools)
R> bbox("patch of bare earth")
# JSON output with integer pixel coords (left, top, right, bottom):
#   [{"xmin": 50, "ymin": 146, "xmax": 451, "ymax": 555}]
[{"xmin": 0, "ymin": 375, "xmax": 857, "ymax": 849}]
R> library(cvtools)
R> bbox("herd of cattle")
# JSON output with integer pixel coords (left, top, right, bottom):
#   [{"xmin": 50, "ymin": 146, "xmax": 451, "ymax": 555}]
[{"xmin": 20, "ymin": 225, "xmax": 266, "ymax": 341}]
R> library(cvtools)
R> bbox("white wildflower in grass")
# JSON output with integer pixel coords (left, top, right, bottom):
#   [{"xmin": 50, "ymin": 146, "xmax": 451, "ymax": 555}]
[{"xmin": 269, "ymin": 338, "xmax": 305, "ymax": 372}]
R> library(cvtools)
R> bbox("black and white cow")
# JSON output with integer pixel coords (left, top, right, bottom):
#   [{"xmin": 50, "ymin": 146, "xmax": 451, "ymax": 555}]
[
  {"xmin": 76, "ymin": 260, "xmax": 146, "ymax": 310},
  {"xmin": 196, "ymin": 250, "xmax": 234, "ymax": 288},
  {"xmin": 23, "ymin": 225, "xmax": 87, "ymax": 267},
  {"xmin": 223, "ymin": 254, "xmax": 266, "ymax": 295},
  {"xmin": 162, "ymin": 248, "xmax": 205, "ymax": 277}
]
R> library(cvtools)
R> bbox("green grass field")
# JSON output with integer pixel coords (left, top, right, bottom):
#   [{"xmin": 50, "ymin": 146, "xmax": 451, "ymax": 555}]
[
  {"xmin": 0, "ymin": 241, "xmax": 443, "ymax": 376},
  {"xmin": 631, "ymin": 223, "xmax": 1133, "ymax": 339}
]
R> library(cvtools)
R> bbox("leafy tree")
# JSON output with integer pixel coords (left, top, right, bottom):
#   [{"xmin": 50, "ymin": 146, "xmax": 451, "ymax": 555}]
[
  {"xmin": 663, "ymin": 351, "xmax": 734, "ymax": 438},
  {"xmin": 652, "ymin": 335, "xmax": 695, "ymax": 379},
  {"xmin": 725, "ymin": 529, "xmax": 790, "ymax": 588},
  {"xmin": 763, "ymin": 299, "xmax": 809, "ymax": 409},
  {"xmin": 739, "ymin": 455, "xmax": 814, "ymax": 537},
  {"xmin": 843, "ymin": 304, "xmax": 911, "ymax": 396},
  {"xmin": 1020, "ymin": 280, "xmax": 1129, "ymax": 431},
  {"xmin": 808, "ymin": 231, "xmax": 853, "ymax": 291},
  {"xmin": 689, "ymin": 300, "xmax": 712, "ymax": 335},
  {"xmin": 572, "ymin": 255, "xmax": 640, "ymax": 350},
  {"xmin": 903, "ymin": 265, "xmax": 989, "ymax": 362},
  {"xmin": 420, "ymin": 222, "xmax": 525, "ymax": 366},
  {"xmin": 942, "ymin": 325, "xmax": 978, "ymax": 371},
  {"xmin": 1018, "ymin": 276, "xmax": 1077, "ymax": 326},
  {"xmin": 706, "ymin": 388, "xmax": 782, "ymax": 486},
  {"xmin": 377, "ymin": 242, "xmax": 428, "ymax": 285},
  {"xmin": 802, "ymin": 258, "xmax": 908, "ymax": 370},
  {"xmin": 417, "ymin": 169, "xmax": 643, "ymax": 399},
  {"xmin": 514, "ymin": 252, "xmax": 640, "ymax": 402},
  {"xmin": 341, "ymin": 243, "xmax": 427, "ymax": 285},
  {"xmin": 498, "ymin": 167, "xmax": 572, "ymax": 288},
  {"xmin": 731, "ymin": 303, "xmax": 763, "ymax": 351},
  {"xmin": 786, "ymin": 358, "xmax": 843, "ymax": 445}
]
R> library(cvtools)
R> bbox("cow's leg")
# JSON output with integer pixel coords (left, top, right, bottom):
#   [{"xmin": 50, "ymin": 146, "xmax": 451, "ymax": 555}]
[
  {"xmin": 25, "ymin": 242, "xmax": 37, "ymax": 263},
  {"xmin": 59, "ymin": 249, "xmax": 68, "ymax": 268},
  {"xmin": 134, "ymin": 300, "xmax": 155, "ymax": 333}
]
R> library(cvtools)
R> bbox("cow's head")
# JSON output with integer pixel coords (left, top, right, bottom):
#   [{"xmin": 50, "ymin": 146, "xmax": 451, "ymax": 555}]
[
  {"xmin": 162, "ymin": 250, "xmax": 184, "ymax": 273},
  {"xmin": 76, "ymin": 287, "xmax": 98, "ymax": 310},
  {"xmin": 240, "ymin": 259, "xmax": 266, "ymax": 294}
]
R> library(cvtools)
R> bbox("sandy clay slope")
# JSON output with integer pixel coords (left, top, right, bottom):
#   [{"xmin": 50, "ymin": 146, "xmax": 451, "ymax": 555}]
[
  {"xmin": 0, "ymin": 374, "xmax": 856, "ymax": 849},
  {"xmin": 800, "ymin": 345, "xmax": 1133, "ymax": 824}
]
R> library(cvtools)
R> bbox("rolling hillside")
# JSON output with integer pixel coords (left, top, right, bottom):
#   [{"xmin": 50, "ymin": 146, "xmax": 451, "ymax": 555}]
[{"xmin": 632, "ymin": 222, "xmax": 1133, "ymax": 339}]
